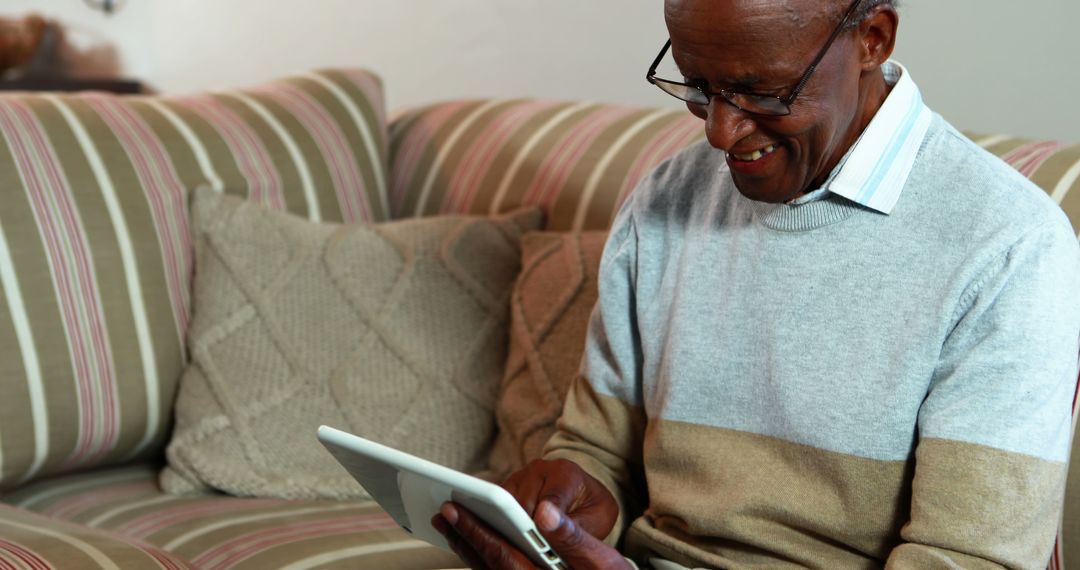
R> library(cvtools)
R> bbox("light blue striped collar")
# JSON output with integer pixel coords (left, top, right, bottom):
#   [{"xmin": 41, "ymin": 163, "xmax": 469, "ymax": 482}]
[{"xmin": 804, "ymin": 61, "xmax": 933, "ymax": 215}]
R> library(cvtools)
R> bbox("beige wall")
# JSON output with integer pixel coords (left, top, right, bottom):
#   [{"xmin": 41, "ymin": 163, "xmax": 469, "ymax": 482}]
[{"xmin": 2, "ymin": 1, "xmax": 1077, "ymax": 141}]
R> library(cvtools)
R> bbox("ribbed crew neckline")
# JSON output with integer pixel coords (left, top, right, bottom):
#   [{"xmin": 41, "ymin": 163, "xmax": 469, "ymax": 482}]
[{"xmin": 747, "ymin": 193, "xmax": 865, "ymax": 231}]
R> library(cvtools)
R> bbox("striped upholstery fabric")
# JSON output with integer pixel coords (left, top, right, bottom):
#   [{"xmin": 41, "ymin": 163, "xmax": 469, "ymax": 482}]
[
  {"xmin": 0, "ymin": 503, "xmax": 191, "ymax": 569},
  {"xmin": 387, "ymin": 99, "xmax": 703, "ymax": 230},
  {"xmin": 386, "ymin": 101, "xmax": 1080, "ymax": 237},
  {"xmin": 0, "ymin": 68, "xmax": 388, "ymax": 490},
  {"xmin": 2, "ymin": 465, "xmax": 461, "ymax": 569}
]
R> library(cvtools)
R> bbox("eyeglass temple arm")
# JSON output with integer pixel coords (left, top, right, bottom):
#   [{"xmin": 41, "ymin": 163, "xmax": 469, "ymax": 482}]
[
  {"xmin": 646, "ymin": 39, "xmax": 673, "ymax": 82},
  {"xmin": 782, "ymin": 0, "xmax": 865, "ymax": 103}
]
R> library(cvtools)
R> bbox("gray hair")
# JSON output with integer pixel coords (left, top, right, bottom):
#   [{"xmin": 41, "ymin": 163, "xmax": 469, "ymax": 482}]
[{"xmin": 844, "ymin": 0, "xmax": 897, "ymax": 29}]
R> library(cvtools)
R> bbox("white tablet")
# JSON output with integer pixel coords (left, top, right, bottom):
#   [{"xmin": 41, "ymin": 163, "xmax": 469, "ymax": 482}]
[{"xmin": 317, "ymin": 425, "xmax": 567, "ymax": 570}]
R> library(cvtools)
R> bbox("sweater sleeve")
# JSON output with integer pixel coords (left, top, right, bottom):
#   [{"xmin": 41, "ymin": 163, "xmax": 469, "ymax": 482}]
[
  {"xmin": 543, "ymin": 195, "xmax": 648, "ymax": 546},
  {"xmin": 886, "ymin": 221, "xmax": 1080, "ymax": 569}
]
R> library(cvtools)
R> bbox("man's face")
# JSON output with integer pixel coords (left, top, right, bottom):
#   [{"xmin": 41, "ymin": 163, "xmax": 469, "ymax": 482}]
[{"xmin": 665, "ymin": 0, "xmax": 870, "ymax": 203}]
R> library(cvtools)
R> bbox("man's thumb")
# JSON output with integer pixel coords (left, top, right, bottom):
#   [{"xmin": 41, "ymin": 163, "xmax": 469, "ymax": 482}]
[
  {"xmin": 537, "ymin": 501, "xmax": 586, "ymax": 546},
  {"xmin": 535, "ymin": 501, "xmax": 623, "ymax": 568}
]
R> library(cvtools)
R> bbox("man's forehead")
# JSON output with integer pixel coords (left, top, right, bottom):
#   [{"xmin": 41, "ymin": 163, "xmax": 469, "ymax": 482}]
[
  {"xmin": 664, "ymin": 0, "xmax": 842, "ymax": 65},
  {"xmin": 664, "ymin": 0, "xmax": 838, "ymax": 31},
  {"xmin": 663, "ymin": 0, "xmax": 848, "ymax": 86}
]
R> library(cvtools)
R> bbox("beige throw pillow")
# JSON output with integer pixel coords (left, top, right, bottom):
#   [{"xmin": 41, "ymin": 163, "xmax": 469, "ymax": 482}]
[
  {"xmin": 486, "ymin": 231, "xmax": 607, "ymax": 480},
  {"xmin": 162, "ymin": 187, "xmax": 541, "ymax": 499}
]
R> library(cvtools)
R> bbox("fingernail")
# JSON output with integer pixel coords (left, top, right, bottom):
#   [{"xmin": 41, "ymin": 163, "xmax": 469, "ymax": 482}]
[
  {"xmin": 441, "ymin": 502, "xmax": 459, "ymax": 526},
  {"xmin": 536, "ymin": 500, "xmax": 560, "ymax": 532}
]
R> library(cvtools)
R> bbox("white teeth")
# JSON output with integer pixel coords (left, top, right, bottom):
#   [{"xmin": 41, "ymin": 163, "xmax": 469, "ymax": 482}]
[{"xmin": 733, "ymin": 144, "xmax": 776, "ymax": 162}]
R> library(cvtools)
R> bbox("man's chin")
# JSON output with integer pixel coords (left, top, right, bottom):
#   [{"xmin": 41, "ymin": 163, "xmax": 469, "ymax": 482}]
[{"xmin": 731, "ymin": 177, "xmax": 801, "ymax": 204}]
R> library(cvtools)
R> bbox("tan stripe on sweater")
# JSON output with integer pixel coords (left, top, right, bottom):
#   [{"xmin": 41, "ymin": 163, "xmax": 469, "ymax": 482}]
[
  {"xmin": 549, "ymin": 390, "xmax": 1066, "ymax": 569},
  {"xmin": 629, "ymin": 419, "xmax": 911, "ymax": 569},
  {"xmin": 892, "ymin": 437, "xmax": 1065, "ymax": 569}
]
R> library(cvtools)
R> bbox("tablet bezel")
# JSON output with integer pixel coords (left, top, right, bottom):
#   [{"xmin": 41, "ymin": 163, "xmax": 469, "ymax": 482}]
[{"xmin": 317, "ymin": 425, "xmax": 566, "ymax": 570}]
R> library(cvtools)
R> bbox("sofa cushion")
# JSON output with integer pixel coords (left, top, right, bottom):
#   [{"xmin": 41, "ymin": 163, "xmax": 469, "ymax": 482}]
[
  {"xmin": 0, "ymin": 502, "xmax": 192, "ymax": 569},
  {"xmin": 387, "ymin": 99, "xmax": 704, "ymax": 230},
  {"xmin": 486, "ymin": 231, "xmax": 607, "ymax": 480},
  {"xmin": 0, "ymin": 68, "xmax": 389, "ymax": 490},
  {"xmin": 386, "ymin": 101, "xmax": 1080, "ymax": 238},
  {"xmin": 3, "ymin": 464, "xmax": 461, "ymax": 569},
  {"xmin": 162, "ymin": 187, "xmax": 541, "ymax": 499}
]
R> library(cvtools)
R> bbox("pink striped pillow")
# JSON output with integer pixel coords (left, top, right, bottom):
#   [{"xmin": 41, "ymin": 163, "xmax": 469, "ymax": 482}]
[{"xmin": 0, "ymin": 69, "xmax": 388, "ymax": 489}]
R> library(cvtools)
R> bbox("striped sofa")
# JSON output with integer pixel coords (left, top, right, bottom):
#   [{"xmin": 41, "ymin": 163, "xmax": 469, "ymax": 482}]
[{"xmin": 0, "ymin": 69, "xmax": 1077, "ymax": 569}]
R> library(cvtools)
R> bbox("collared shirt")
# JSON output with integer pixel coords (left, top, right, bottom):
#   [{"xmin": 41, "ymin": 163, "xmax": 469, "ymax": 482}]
[{"xmin": 791, "ymin": 60, "xmax": 933, "ymax": 214}]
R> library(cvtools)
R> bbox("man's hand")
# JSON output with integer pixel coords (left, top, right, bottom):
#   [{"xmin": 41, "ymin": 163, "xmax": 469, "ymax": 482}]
[{"xmin": 432, "ymin": 458, "xmax": 629, "ymax": 569}]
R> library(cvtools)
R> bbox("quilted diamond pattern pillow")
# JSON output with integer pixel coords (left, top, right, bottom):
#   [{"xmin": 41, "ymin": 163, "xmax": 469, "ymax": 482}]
[
  {"xmin": 486, "ymin": 231, "xmax": 607, "ymax": 480},
  {"xmin": 161, "ymin": 187, "xmax": 541, "ymax": 499}
]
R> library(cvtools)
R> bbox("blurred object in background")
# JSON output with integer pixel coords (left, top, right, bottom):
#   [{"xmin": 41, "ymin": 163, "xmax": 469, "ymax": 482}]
[
  {"xmin": 0, "ymin": 14, "xmax": 47, "ymax": 79},
  {"xmin": 0, "ymin": 12, "xmax": 139, "ymax": 93},
  {"xmin": 84, "ymin": 0, "xmax": 125, "ymax": 16}
]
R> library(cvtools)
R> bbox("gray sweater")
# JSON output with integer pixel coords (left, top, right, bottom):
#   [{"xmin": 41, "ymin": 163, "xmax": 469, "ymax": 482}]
[{"xmin": 546, "ymin": 114, "xmax": 1080, "ymax": 569}]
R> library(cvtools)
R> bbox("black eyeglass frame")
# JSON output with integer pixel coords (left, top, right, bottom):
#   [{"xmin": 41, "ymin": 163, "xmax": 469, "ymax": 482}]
[{"xmin": 646, "ymin": 0, "xmax": 866, "ymax": 117}]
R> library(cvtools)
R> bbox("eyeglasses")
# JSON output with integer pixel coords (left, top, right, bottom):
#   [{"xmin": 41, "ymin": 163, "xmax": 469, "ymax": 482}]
[{"xmin": 646, "ymin": 0, "xmax": 865, "ymax": 117}]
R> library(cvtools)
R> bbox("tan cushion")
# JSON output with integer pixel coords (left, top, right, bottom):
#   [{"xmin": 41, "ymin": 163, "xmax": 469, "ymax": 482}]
[
  {"xmin": 4, "ymin": 464, "xmax": 460, "ymax": 570},
  {"xmin": 0, "ymin": 68, "xmax": 388, "ymax": 490},
  {"xmin": 387, "ymin": 100, "xmax": 703, "ymax": 230},
  {"xmin": 162, "ymin": 187, "xmax": 541, "ymax": 499},
  {"xmin": 383, "ymin": 102, "xmax": 1080, "ymax": 237},
  {"xmin": 0, "ymin": 503, "xmax": 191, "ymax": 568},
  {"xmin": 487, "ymin": 231, "xmax": 607, "ymax": 480}
]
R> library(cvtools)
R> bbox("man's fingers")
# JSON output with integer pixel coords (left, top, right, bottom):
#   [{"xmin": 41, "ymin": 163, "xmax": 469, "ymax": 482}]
[
  {"xmin": 432, "ymin": 511, "xmax": 488, "ymax": 570},
  {"xmin": 536, "ymin": 501, "xmax": 589, "ymax": 551},
  {"xmin": 442, "ymin": 503, "xmax": 534, "ymax": 570}
]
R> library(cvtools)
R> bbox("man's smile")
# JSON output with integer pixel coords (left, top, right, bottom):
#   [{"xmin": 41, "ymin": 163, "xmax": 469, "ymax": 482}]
[
  {"xmin": 730, "ymin": 143, "xmax": 778, "ymax": 162},
  {"xmin": 727, "ymin": 143, "xmax": 782, "ymax": 176}
]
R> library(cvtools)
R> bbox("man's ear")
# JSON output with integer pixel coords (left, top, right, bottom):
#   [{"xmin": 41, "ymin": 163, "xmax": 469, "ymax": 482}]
[{"xmin": 858, "ymin": 4, "xmax": 899, "ymax": 70}]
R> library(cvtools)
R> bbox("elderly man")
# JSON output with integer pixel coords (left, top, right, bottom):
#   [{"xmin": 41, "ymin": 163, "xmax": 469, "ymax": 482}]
[{"xmin": 434, "ymin": 0, "xmax": 1080, "ymax": 568}]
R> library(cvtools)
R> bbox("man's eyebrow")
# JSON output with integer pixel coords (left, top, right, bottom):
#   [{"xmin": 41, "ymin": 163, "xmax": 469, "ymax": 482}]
[
  {"xmin": 724, "ymin": 74, "xmax": 765, "ymax": 87},
  {"xmin": 673, "ymin": 58, "xmax": 781, "ymax": 89},
  {"xmin": 701, "ymin": 73, "xmax": 768, "ymax": 91}
]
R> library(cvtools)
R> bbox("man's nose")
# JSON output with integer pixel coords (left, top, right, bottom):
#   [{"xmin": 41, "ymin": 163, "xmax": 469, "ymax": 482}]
[{"xmin": 701, "ymin": 98, "xmax": 755, "ymax": 152}]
